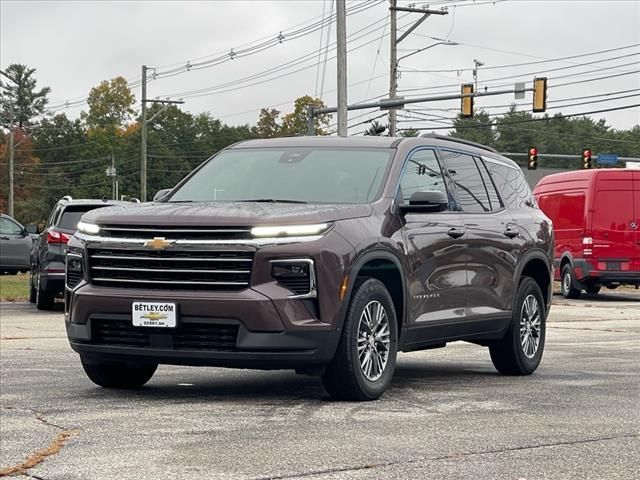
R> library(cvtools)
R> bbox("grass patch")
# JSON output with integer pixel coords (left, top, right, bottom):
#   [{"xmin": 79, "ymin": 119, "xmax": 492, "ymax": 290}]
[{"xmin": 0, "ymin": 273, "xmax": 29, "ymax": 301}]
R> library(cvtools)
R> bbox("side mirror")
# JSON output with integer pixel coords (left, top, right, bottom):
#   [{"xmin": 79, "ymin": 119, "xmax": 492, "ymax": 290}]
[
  {"xmin": 25, "ymin": 224, "xmax": 38, "ymax": 234},
  {"xmin": 399, "ymin": 191, "xmax": 449, "ymax": 213},
  {"xmin": 153, "ymin": 189, "xmax": 171, "ymax": 201}
]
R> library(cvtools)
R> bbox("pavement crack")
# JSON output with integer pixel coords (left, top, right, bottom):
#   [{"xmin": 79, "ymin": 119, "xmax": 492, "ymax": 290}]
[
  {"xmin": 0, "ymin": 408, "xmax": 79, "ymax": 478},
  {"xmin": 255, "ymin": 433, "xmax": 639, "ymax": 479}
]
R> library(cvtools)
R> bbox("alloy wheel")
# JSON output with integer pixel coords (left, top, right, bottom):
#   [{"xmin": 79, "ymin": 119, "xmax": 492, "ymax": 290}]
[
  {"xmin": 357, "ymin": 301, "xmax": 391, "ymax": 381},
  {"xmin": 520, "ymin": 294, "xmax": 541, "ymax": 359}
]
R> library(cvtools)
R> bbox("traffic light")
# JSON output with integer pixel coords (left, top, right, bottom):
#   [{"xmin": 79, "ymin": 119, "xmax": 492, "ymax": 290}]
[
  {"xmin": 533, "ymin": 77, "xmax": 547, "ymax": 113},
  {"xmin": 528, "ymin": 146, "xmax": 538, "ymax": 170},
  {"xmin": 581, "ymin": 148, "xmax": 592, "ymax": 169},
  {"xmin": 461, "ymin": 83, "xmax": 474, "ymax": 117}
]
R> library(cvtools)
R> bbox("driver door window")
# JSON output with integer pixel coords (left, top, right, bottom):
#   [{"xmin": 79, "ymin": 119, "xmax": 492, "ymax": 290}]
[{"xmin": 399, "ymin": 149, "xmax": 448, "ymax": 205}]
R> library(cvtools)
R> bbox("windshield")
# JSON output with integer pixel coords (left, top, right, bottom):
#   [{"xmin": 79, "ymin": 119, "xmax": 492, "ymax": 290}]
[{"xmin": 168, "ymin": 147, "xmax": 393, "ymax": 204}]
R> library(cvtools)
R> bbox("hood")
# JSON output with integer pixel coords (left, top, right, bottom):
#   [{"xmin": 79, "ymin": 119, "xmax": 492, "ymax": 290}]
[{"xmin": 81, "ymin": 202, "xmax": 373, "ymax": 227}]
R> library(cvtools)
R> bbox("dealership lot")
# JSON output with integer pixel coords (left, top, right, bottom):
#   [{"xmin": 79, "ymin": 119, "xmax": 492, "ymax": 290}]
[{"xmin": 1, "ymin": 291, "xmax": 639, "ymax": 479}]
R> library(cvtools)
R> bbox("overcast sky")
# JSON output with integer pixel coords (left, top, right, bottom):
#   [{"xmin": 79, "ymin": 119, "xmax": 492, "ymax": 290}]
[{"xmin": 2, "ymin": 0, "xmax": 639, "ymax": 133}]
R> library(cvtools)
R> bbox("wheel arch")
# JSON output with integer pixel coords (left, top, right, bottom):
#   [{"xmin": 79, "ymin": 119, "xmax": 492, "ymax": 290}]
[
  {"xmin": 338, "ymin": 250, "xmax": 407, "ymax": 336},
  {"xmin": 515, "ymin": 249, "xmax": 552, "ymax": 310}
]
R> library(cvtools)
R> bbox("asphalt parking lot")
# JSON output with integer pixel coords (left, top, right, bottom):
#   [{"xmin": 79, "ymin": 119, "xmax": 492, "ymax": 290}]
[{"xmin": 1, "ymin": 291, "xmax": 639, "ymax": 479}]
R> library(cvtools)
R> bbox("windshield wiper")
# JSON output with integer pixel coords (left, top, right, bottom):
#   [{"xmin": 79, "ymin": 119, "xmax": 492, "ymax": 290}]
[{"xmin": 238, "ymin": 198, "xmax": 308, "ymax": 204}]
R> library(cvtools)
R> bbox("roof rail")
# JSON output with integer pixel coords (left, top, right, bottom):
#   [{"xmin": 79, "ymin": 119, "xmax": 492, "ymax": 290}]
[
  {"xmin": 60, "ymin": 195, "xmax": 73, "ymax": 202},
  {"xmin": 419, "ymin": 133, "xmax": 499, "ymax": 154}
]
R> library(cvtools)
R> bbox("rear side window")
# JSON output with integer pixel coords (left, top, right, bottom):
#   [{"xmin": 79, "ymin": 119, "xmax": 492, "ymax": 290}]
[
  {"xmin": 57, "ymin": 206, "xmax": 106, "ymax": 231},
  {"xmin": 485, "ymin": 159, "xmax": 535, "ymax": 209},
  {"xmin": 440, "ymin": 150, "xmax": 490, "ymax": 213},
  {"xmin": 474, "ymin": 157, "xmax": 502, "ymax": 210}
]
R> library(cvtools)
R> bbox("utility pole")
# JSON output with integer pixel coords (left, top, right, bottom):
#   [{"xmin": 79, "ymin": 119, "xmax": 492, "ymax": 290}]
[
  {"xmin": 8, "ymin": 108, "xmax": 14, "ymax": 217},
  {"xmin": 336, "ymin": 0, "xmax": 348, "ymax": 137},
  {"xmin": 111, "ymin": 152, "xmax": 116, "ymax": 200},
  {"xmin": 388, "ymin": 2, "xmax": 448, "ymax": 136},
  {"xmin": 389, "ymin": 0, "xmax": 398, "ymax": 136},
  {"xmin": 140, "ymin": 65, "xmax": 148, "ymax": 202},
  {"xmin": 140, "ymin": 65, "xmax": 184, "ymax": 201},
  {"xmin": 473, "ymin": 59, "xmax": 484, "ymax": 92}
]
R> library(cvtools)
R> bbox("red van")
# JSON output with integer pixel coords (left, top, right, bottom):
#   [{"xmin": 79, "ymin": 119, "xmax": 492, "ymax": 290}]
[{"xmin": 534, "ymin": 169, "xmax": 640, "ymax": 298}]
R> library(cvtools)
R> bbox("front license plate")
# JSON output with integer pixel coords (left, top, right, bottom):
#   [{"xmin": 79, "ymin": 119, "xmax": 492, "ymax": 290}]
[{"xmin": 132, "ymin": 302, "xmax": 177, "ymax": 328}]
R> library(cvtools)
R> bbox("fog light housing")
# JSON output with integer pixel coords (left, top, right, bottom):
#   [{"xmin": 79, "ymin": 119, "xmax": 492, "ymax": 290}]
[
  {"xmin": 270, "ymin": 259, "xmax": 316, "ymax": 298},
  {"xmin": 65, "ymin": 253, "xmax": 84, "ymax": 290}
]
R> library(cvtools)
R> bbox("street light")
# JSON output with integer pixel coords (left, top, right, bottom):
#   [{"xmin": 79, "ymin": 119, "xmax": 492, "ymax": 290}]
[{"xmin": 396, "ymin": 40, "xmax": 459, "ymax": 65}]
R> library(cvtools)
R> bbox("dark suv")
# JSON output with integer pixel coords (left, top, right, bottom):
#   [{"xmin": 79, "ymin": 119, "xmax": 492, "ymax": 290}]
[
  {"xmin": 31, "ymin": 197, "xmax": 127, "ymax": 310},
  {"xmin": 66, "ymin": 136, "xmax": 553, "ymax": 400}
]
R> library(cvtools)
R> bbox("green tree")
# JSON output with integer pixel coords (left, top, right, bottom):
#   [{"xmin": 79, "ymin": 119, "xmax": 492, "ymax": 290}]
[
  {"xmin": 84, "ymin": 76, "xmax": 135, "ymax": 129},
  {"xmin": 450, "ymin": 110, "xmax": 496, "ymax": 147},
  {"xmin": 364, "ymin": 120, "xmax": 387, "ymax": 136},
  {"xmin": 0, "ymin": 64, "xmax": 51, "ymax": 128},
  {"xmin": 400, "ymin": 128, "xmax": 419, "ymax": 137}
]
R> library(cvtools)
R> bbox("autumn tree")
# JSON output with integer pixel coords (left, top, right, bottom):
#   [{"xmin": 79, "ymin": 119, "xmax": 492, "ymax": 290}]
[
  {"xmin": 0, "ymin": 64, "xmax": 51, "ymax": 128},
  {"xmin": 281, "ymin": 95, "xmax": 331, "ymax": 136},
  {"xmin": 84, "ymin": 76, "xmax": 135, "ymax": 129},
  {"xmin": 364, "ymin": 121, "xmax": 387, "ymax": 136},
  {"xmin": 256, "ymin": 108, "xmax": 281, "ymax": 138}
]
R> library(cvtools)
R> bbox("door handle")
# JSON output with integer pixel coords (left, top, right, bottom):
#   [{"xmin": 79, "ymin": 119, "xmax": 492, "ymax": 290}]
[
  {"xmin": 447, "ymin": 227, "xmax": 466, "ymax": 239},
  {"xmin": 503, "ymin": 227, "xmax": 519, "ymax": 238}
]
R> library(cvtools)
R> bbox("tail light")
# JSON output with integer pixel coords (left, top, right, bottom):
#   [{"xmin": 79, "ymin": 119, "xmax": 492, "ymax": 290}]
[
  {"xmin": 582, "ymin": 236, "xmax": 593, "ymax": 257},
  {"xmin": 47, "ymin": 229, "xmax": 71, "ymax": 244}
]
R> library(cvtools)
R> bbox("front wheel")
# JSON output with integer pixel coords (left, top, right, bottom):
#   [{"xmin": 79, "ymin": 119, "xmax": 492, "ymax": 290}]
[
  {"xmin": 322, "ymin": 278, "xmax": 398, "ymax": 401},
  {"xmin": 81, "ymin": 359, "xmax": 157, "ymax": 389},
  {"xmin": 490, "ymin": 276, "xmax": 546, "ymax": 376},
  {"xmin": 29, "ymin": 269, "xmax": 37, "ymax": 303}
]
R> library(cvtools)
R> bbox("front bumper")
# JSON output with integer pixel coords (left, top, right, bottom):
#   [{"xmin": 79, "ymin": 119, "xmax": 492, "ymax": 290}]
[{"xmin": 66, "ymin": 283, "xmax": 342, "ymax": 368}]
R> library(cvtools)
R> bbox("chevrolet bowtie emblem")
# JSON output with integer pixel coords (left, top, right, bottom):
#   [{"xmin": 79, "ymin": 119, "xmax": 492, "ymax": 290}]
[
  {"xmin": 141, "ymin": 312, "xmax": 168, "ymax": 321},
  {"xmin": 143, "ymin": 237, "xmax": 174, "ymax": 250}
]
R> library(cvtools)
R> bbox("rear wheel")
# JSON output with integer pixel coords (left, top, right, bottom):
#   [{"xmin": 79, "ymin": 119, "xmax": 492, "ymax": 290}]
[
  {"xmin": 35, "ymin": 276, "xmax": 54, "ymax": 310},
  {"xmin": 490, "ymin": 276, "xmax": 546, "ymax": 376},
  {"xmin": 322, "ymin": 278, "xmax": 398, "ymax": 401},
  {"xmin": 81, "ymin": 359, "xmax": 157, "ymax": 389},
  {"xmin": 29, "ymin": 269, "xmax": 37, "ymax": 303},
  {"xmin": 561, "ymin": 264, "xmax": 581, "ymax": 299}
]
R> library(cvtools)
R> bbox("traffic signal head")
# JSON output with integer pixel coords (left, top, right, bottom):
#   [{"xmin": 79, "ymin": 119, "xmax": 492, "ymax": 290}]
[
  {"xmin": 533, "ymin": 77, "xmax": 547, "ymax": 113},
  {"xmin": 528, "ymin": 146, "xmax": 538, "ymax": 170},
  {"xmin": 461, "ymin": 84, "xmax": 474, "ymax": 117},
  {"xmin": 581, "ymin": 148, "xmax": 592, "ymax": 169}
]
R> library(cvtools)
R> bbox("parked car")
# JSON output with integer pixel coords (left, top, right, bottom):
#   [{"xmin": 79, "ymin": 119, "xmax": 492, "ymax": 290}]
[
  {"xmin": 534, "ymin": 169, "xmax": 640, "ymax": 298},
  {"xmin": 0, "ymin": 213, "xmax": 37, "ymax": 274},
  {"xmin": 65, "ymin": 135, "xmax": 553, "ymax": 400},
  {"xmin": 30, "ymin": 197, "xmax": 128, "ymax": 309}
]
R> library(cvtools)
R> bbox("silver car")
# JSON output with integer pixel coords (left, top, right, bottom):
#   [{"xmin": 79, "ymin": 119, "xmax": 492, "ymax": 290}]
[{"xmin": 0, "ymin": 214, "xmax": 37, "ymax": 274}]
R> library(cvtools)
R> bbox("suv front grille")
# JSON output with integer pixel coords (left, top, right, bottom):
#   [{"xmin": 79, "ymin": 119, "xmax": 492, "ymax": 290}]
[
  {"xmin": 87, "ymin": 248, "xmax": 253, "ymax": 290},
  {"xmin": 99, "ymin": 225, "xmax": 252, "ymax": 240},
  {"xmin": 91, "ymin": 319, "xmax": 238, "ymax": 351}
]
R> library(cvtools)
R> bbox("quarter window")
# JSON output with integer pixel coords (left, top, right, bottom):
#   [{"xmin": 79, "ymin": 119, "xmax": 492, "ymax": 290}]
[
  {"xmin": 440, "ymin": 150, "xmax": 491, "ymax": 213},
  {"xmin": 398, "ymin": 149, "xmax": 447, "ymax": 204},
  {"xmin": 474, "ymin": 157, "xmax": 502, "ymax": 210},
  {"xmin": 485, "ymin": 159, "xmax": 535, "ymax": 209}
]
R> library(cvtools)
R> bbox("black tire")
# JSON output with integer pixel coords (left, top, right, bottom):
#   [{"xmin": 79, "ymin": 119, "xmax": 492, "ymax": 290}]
[
  {"xmin": 81, "ymin": 359, "xmax": 157, "ymax": 389},
  {"xmin": 29, "ymin": 270, "xmax": 37, "ymax": 304},
  {"xmin": 585, "ymin": 285, "xmax": 601, "ymax": 295},
  {"xmin": 321, "ymin": 278, "xmax": 398, "ymax": 401},
  {"xmin": 35, "ymin": 277, "xmax": 54, "ymax": 311},
  {"xmin": 561, "ymin": 264, "xmax": 581, "ymax": 299},
  {"xmin": 490, "ymin": 276, "xmax": 546, "ymax": 376}
]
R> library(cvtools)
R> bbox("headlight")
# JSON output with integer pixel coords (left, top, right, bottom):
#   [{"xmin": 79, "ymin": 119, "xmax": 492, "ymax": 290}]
[
  {"xmin": 65, "ymin": 253, "xmax": 84, "ymax": 289},
  {"xmin": 251, "ymin": 223, "xmax": 329, "ymax": 237},
  {"xmin": 77, "ymin": 221, "xmax": 100, "ymax": 235}
]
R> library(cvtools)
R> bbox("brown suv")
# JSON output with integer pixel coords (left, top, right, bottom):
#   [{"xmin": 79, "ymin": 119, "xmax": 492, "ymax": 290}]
[{"xmin": 66, "ymin": 135, "xmax": 553, "ymax": 400}]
